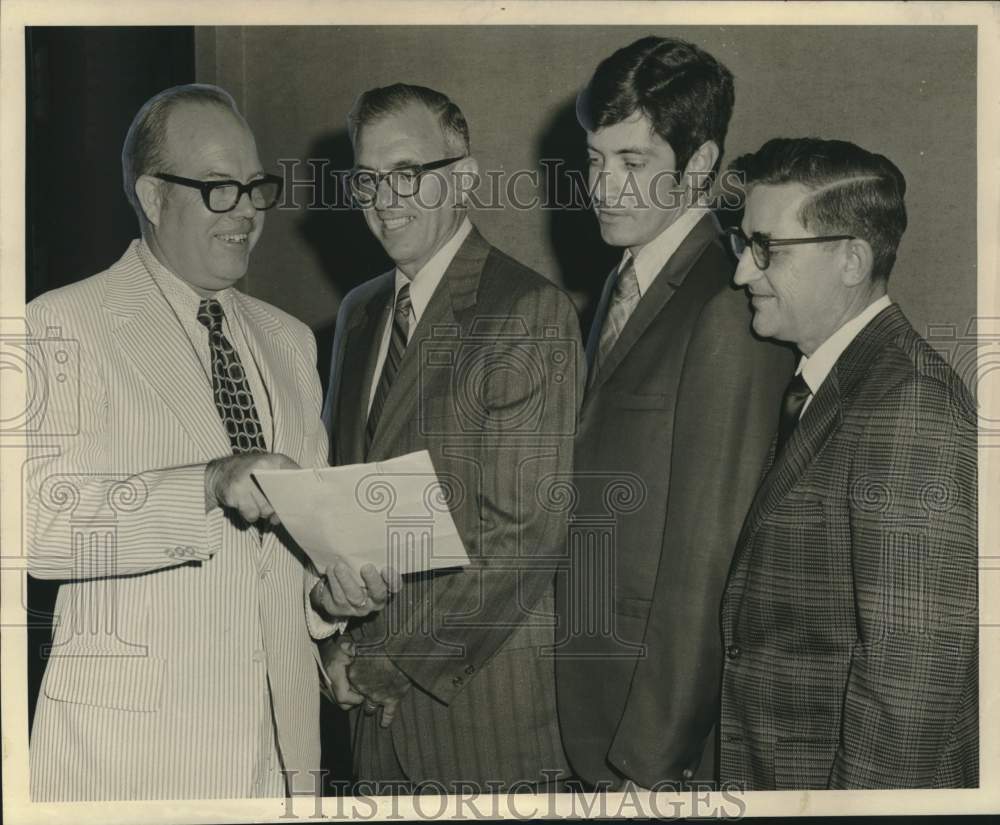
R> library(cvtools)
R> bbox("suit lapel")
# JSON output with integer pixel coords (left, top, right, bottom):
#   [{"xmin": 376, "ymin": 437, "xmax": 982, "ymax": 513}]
[
  {"xmin": 585, "ymin": 267, "xmax": 618, "ymax": 370},
  {"xmin": 729, "ymin": 304, "xmax": 911, "ymax": 587},
  {"xmin": 367, "ymin": 228, "xmax": 489, "ymax": 460},
  {"xmin": 230, "ymin": 292, "xmax": 302, "ymax": 460},
  {"xmin": 586, "ymin": 213, "xmax": 721, "ymax": 398},
  {"xmin": 108, "ymin": 246, "xmax": 230, "ymax": 460},
  {"xmin": 739, "ymin": 376, "xmax": 844, "ymax": 545},
  {"xmin": 338, "ymin": 275, "xmax": 394, "ymax": 465}
]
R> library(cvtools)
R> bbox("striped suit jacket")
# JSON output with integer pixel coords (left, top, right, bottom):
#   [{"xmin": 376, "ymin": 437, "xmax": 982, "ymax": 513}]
[
  {"xmin": 323, "ymin": 226, "xmax": 582, "ymax": 787},
  {"xmin": 26, "ymin": 241, "xmax": 329, "ymax": 800},
  {"xmin": 720, "ymin": 304, "xmax": 978, "ymax": 789}
]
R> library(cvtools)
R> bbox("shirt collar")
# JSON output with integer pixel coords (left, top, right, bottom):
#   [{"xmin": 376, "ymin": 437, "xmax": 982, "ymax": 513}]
[
  {"xmin": 137, "ymin": 237, "xmax": 236, "ymax": 319},
  {"xmin": 798, "ymin": 294, "xmax": 893, "ymax": 394},
  {"xmin": 394, "ymin": 216, "xmax": 473, "ymax": 323},
  {"xmin": 619, "ymin": 207, "xmax": 710, "ymax": 296}
]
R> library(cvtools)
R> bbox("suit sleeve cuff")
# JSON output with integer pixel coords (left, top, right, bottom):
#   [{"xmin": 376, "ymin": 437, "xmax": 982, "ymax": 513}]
[{"xmin": 303, "ymin": 570, "xmax": 347, "ymax": 639}]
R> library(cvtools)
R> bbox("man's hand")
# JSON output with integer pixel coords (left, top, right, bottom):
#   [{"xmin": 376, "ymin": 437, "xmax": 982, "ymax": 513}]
[
  {"xmin": 204, "ymin": 452, "xmax": 299, "ymax": 524},
  {"xmin": 349, "ymin": 651, "xmax": 412, "ymax": 728},
  {"xmin": 320, "ymin": 638, "xmax": 364, "ymax": 710},
  {"xmin": 310, "ymin": 561, "xmax": 402, "ymax": 619}
]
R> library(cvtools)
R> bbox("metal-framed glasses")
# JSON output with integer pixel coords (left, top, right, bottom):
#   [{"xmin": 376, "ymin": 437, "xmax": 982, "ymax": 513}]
[
  {"xmin": 154, "ymin": 173, "xmax": 284, "ymax": 213},
  {"xmin": 726, "ymin": 225, "xmax": 855, "ymax": 271},
  {"xmin": 348, "ymin": 156, "xmax": 466, "ymax": 207}
]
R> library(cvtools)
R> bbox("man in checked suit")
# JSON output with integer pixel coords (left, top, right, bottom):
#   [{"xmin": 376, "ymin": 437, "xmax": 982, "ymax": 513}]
[
  {"xmin": 25, "ymin": 84, "xmax": 391, "ymax": 800},
  {"xmin": 554, "ymin": 37, "xmax": 793, "ymax": 790},
  {"xmin": 319, "ymin": 83, "xmax": 582, "ymax": 791},
  {"xmin": 720, "ymin": 138, "xmax": 978, "ymax": 789}
]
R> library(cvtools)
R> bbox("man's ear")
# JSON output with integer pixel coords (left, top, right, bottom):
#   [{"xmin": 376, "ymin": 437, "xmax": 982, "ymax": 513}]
[
  {"xmin": 842, "ymin": 237, "xmax": 874, "ymax": 287},
  {"xmin": 135, "ymin": 175, "xmax": 164, "ymax": 227},
  {"xmin": 683, "ymin": 140, "xmax": 720, "ymax": 192},
  {"xmin": 452, "ymin": 155, "xmax": 480, "ymax": 206}
]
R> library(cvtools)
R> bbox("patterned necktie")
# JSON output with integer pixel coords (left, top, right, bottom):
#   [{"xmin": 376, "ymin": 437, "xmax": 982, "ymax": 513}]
[
  {"xmin": 197, "ymin": 298, "xmax": 267, "ymax": 454},
  {"xmin": 366, "ymin": 283, "xmax": 412, "ymax": 453},
  {"xmin": 589, "ymin": 260, "xmax": 641, "ymax": 388},
  {"xmin": 775, "ymin": 371, "xmax": 812, "ymax": 457}
]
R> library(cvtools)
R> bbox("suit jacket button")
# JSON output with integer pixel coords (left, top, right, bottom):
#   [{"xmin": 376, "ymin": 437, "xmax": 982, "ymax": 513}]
[
  {"xmin": 726, "ymin": 644, "xmax": 741, "ymax": 660},
  {"xmin": 464, "ymin": 665, "xmax": 475, "ymax": 675},
  {"xmin": 452, "ymin": 676, "xmax": 463, "ymax": 686},
  {"xmin": 681, "ymin": 768, "xmax": 694, "ymax": 780}
]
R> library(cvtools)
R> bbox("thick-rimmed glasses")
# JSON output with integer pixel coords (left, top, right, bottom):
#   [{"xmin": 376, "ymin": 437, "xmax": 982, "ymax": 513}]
[
  {"xmin": 726, "ymin": 225, "xmax": 855, "ymax": 271},
  {"xmin": 154, "ymin": 173, "xmax": 284, "ymax": 213},
  {"xmin": 348, "ymin": 156, "xmax": 466, "ymax": 208}
]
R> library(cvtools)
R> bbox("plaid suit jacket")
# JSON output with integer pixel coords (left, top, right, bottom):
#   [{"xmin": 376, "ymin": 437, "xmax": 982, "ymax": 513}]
[
  {"xmin": 719, "ymin": 304, "xmax": 978, "ymax": 789},
  {"xmin": 322, "ymin": 226, "xmax": 583, "ymax": 787}
]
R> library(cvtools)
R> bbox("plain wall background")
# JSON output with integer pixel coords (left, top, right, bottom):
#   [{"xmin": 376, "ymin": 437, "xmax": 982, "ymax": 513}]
[{"xmin": 195, "ymin": 25, "xmax": 976, "ymax": 367}]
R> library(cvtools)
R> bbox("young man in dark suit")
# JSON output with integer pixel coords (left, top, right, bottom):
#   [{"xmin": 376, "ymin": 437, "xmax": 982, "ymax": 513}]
[
  {"xmin": 319, "ymin": 84, "xmax": 583, "ymax": 792},
  {"xmin": 554, "ymin": 37, "xmax": 793, "ymax": 790},
  {"xmin": 720, "ymin": 138, "xmax": 978, "ymax": 789}
]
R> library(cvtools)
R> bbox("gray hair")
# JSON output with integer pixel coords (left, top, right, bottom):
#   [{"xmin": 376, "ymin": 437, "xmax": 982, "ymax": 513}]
[{"xmin": 347, "ymin": 83, "xmax": 470, "ymax": 156}]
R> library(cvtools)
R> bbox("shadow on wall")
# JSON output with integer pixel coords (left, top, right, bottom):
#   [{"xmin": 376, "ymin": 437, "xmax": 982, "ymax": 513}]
[
  {"xmin": 296, "ymin": 128, "xmax": 393, "ymax": 394},
  {"xmin": 536, "ymin": 93, "xmax": 748, "ymax": 334},
  {"xmin": 537, "ymin": 94, "xmax": 620, "ymax": 336}
]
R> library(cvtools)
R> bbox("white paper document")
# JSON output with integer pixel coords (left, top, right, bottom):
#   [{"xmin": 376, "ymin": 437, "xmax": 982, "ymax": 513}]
[{"xmin": 252, "ymin": 450, "xmax": 470, "ymax": 576}]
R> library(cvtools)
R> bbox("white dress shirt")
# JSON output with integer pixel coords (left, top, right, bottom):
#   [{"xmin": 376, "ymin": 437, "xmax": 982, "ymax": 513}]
[
  {"xmin": 797, "ymin": 294, "xmax": 893, "ymax": 415},
  {"xmin": 137, "ymin": 239, "xmax": 275, "ymax": 450},
  {"xmin": 618, "ymin": 206, "xmax": 711, "ymax": 295},
  {"xmin": 367, "ymin": 216, "xmax": 474, "ymax": 414}
]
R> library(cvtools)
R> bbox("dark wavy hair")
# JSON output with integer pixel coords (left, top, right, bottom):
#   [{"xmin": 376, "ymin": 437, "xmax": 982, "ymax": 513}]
[{"xmin": 576, "ymin": 36, "xmax": 735, "ymax": 179}]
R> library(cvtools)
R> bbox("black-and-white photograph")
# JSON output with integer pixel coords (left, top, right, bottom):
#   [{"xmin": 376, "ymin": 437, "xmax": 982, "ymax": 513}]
[{"xmin": 1, "ymin": 1, "xmax": 995, "ymax": 822}]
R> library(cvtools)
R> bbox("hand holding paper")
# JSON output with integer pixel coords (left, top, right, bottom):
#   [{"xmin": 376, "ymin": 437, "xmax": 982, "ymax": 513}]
[
  {"xmin": 253, "ymin": 450, "xmax": 470, "ymax": 577},
  {"xmin": 309, "ymin": 561, "xmax": 400, "ymax": 620}
]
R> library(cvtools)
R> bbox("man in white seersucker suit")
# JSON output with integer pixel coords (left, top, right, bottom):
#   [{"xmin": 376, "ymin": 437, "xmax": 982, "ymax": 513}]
[{"xmin": 26, "ymin": 83, "xmax": 393, "ymax": 800}]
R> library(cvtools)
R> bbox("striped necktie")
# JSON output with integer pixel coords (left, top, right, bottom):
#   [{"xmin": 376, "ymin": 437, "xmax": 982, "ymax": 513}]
[
  {"xmin": 196, "ymin": 298, "xmax": 267, "ymax": 454},
  {"xmin": 589, "ymin": 260, "xmax": 640, "ymax": 389},
  {"xmin": 366, "ymin": 283, "xmax": 412, "ymax": 454}
]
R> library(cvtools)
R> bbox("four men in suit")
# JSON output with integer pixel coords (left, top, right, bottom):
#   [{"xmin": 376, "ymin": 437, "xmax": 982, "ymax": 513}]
[
  {"xmin": 318, "ymin": 83, "xmax": 582, "ymax": 791},
  {"xmin": 26, "ymin": 84, "xmax": 390, "ymax": 800},
  {"xmin": 24, "ymin": 42, "xmax": 979, "ymax": 800},
  {"xmin": 720, "ymin": 138, "xmax": 978, "ymax": 789},
  {"xmin": 555, "ymin": 37, "xmax": 792, "ymax": 789}
]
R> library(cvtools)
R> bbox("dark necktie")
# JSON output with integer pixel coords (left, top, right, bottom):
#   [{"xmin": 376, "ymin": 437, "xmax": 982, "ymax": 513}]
[
  {"xmin": 775, "ymin": 371, "xmax": 812, "ymax": 456},
  {"xmin": 588, "ymin": 260, "xmax": 640, "ymax": 389},
  {"xmin": 366, "ymin": 283, "xmax": 412, "ymax": 453},
  {"xmin": 197, "ymin": 298, "xmax": 267, "ymax": 454}
]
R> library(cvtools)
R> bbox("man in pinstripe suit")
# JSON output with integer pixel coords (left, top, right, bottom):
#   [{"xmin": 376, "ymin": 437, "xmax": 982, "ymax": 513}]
[
  {"xmin": 720, "ymin": 138, "xmax": 978, "ymax": 789},
  {"xmin": 320, "ymin": 84, "xmax": 582, "ymax": 791},
  {"xmin": 26, "ymin": 84, "xmax": 390, "ymax": 800}
]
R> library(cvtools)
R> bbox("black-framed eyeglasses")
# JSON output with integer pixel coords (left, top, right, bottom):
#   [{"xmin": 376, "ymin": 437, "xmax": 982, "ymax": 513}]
[
  {"xmin": 348, "ymin": 156, "xmax": 466, "ymax": 207},
  {"xmin": 154, "ymin": 173, "xmax": 284, "ymax": 213},
  {"xmin": 726, "ymin": 226, "xmax": 855, "ymax": 271}
]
